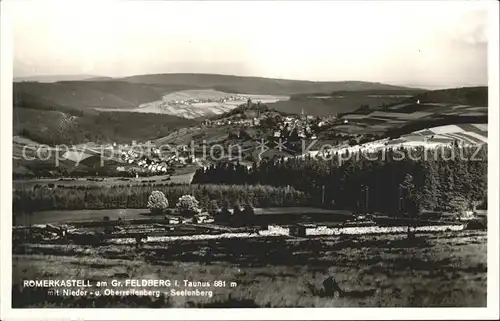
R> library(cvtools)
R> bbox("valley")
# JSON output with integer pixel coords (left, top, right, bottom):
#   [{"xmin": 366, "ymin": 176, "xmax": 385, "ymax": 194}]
[
  {"xmin": 10, "ymin": 73, "xmax": 489, "ymax": 310},
  {"xmin": 5, "ymin": 0, "xmax": 494, "ymax": 313},
  {"xmin": 12, "ymin": 81, "xmax": 488, "ymax": 180}
]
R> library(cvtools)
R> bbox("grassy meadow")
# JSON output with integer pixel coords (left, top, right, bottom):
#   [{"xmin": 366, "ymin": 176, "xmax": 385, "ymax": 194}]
[{"xmin": 12, "ymin": 230, "xmax": 486, "ymax": 308}]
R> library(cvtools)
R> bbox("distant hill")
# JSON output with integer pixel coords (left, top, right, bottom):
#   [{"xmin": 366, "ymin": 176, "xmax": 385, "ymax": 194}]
[
  {"xmin": 267, "ymin": 89, "xmax": 425, "ymax": 117},
  {"xmin": 13, "ymin": 81, "xmax": 189, "ymax": 113},
  {"xmin": 83, "ymin": 76, "xmax": 115, "ymax": 81},
  {"xmin": 398, "ymin": 86, "xmax": 488, "ymax": 107},
  {"xmin": 13, "ymin": 73, "xmax": 419, "ymax": 118},
  {"xmin": 13, "ymin": 90, "xmax": 89, "ymax": 117},
  {"xmin": 342, "ymin": 86, "xmax": 488, "ymax": 116},
  {"xmin": 118, "ymin": 73, "xmax": 416, "ymax": 96},
  {"xmin": 13, "ymin": 74, "xmax": 103, "ymax": 83},
  {"xmin": 294, "ymin": 89, "xmax": 427, "ymax": 98}
]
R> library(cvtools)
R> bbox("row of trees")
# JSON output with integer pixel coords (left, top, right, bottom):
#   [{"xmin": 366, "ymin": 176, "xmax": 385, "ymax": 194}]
[
  {"xmin": 147, "ymin": 191, "xmax": 256, "ymax": 225},
  {"xmin": 13, "ymin": 184, "xmax": 309, "ymax": 213},
  {"xmin": 192, "ymin": 145, "xmax": 488, "ymax": 214}
]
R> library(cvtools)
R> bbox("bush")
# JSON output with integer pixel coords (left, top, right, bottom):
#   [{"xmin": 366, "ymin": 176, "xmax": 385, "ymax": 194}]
[
  {"xmin": 147, "ymin": 191, "xmax": 169, "ymax": 215},
  {"xmin": 176, "ymin": 195, "xmax": 200, "ymax": 216},
  {"xmin": 446, "ymin": 195, "xmax": 470, "ymax": 214},
  {"xmin": 465, "ymin": 218, "xmax": 487, "ymax": 230},
  {"xmin": 243, "ymin": 204, "xmax": 255, "ymax": 216},
  {"xmin": 233, "ymin": 203, "xmax": 243, "ymax": 215},
  {"xmin": 216, "ymin": 202, "xmax": 232, "ymax": 223},
  {"xmin": 164, "ymin": 208, "xmax": 177, "ymax": 215},
  {"xmin": 207, "ymin": 200, "xmax": 219, "ymax": 215}
]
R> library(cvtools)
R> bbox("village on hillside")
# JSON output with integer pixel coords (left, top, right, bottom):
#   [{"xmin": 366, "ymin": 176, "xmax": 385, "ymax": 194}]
[{"xmin": 30, "ymin": 93, "xmax": 485, "ymax": 180}]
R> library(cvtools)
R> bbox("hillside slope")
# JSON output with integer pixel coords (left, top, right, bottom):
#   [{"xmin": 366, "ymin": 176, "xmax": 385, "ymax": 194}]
[
  {"xmin": 13, "ymin": 107, "xmax": 197, "ymax": 145},
  {"xmin": 326, "ymin": 86, "xmax": 488, "ymax": 140},
  {"xmin": 341, "ymin": 86, "xmax": 488, "ymax": 116},
  {"xmin": 399, "ymin": 86, "xmax": 487, "ymax": 107},
  {"xmin": 13, "ymin": 74, "xmax": 102, "ymax": 83},
  {"xmin": 118, "ymin": 73, "xmax": 415, "ymax": 95},
  {"xmin": 267, "ymin": 89, "xmax": 425, "ymax": 117},
  {"xmin": 13, "ymin": 81, "xmax": 184, "ymax": 112},
  {"xmin": 13, "ymin": 74, "xmax": 419, "ymax": 117}
]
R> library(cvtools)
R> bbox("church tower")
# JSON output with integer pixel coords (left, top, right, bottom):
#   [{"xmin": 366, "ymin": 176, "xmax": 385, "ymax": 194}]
[{"xmin": 301, "ymin": 108, "xmax": 307, "ymax": 121}]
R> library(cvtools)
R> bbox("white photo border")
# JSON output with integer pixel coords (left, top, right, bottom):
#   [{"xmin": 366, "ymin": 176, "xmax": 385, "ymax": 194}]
[{"xmin": 1, "ymin": 0, "xmax": 498, "ymax": 320}]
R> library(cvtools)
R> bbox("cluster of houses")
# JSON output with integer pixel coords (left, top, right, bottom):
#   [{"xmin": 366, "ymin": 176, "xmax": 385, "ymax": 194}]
[
  {"xmin": 206, "ymin": 117, "xmax": 261, "ymax": 127},
  {"xmin": 203, "ymin": 98, "xmax": 267, "ymax": 127},
  {"xmin": 317, "ymin": 115, "xmax": 339, "ymax": 128},
  {"xmin": 204, "ymin": 112, "xmax": 263, "ymax": 127},
  {"xmin": 166, "ymin": 95, "xmax": 246, "ymax": 107},
  {"xmin": 219, "ymin": 117, "xmax": 262, "ymax": 127},
  {"xmin": 231, "ymin": 112, "xmax": 263, "ymax": 126},
  {"xmin": 272, "ymin": 111, "xmax": 318, "ymax": 140},
  {"xmin": 205, "ymin": 118, "xmax": 232, "ymax": 126},
  {"xmin": 114, "ymin": 143, "xmax": 200, "ymax": 176},
  {"xmin": 203, "ymin": 106, "xmax": 327, "ymax": 141}
]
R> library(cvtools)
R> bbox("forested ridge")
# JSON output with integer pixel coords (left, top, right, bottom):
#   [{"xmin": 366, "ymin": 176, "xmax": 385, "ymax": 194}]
[{"xmin": 193, "ymin": 145, "xmax": 487, "ymax": 213}]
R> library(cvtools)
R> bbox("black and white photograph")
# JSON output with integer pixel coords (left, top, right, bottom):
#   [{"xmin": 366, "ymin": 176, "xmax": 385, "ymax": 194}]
[{"xmin": 1, "ymin": 0, "xmax": 499, "ymax": 319}]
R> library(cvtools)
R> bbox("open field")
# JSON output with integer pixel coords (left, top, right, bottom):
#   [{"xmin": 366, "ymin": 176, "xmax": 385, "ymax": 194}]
[
  {"xmin": 267, "ymin": 94, "xmax": 419, "ymax": 117},
  {"xmin": 390, "ymin": 123, "xmax": 488, "ymax": 147},
  {"xmin": 265, "ymin": 89, "xmax": 425, "ymax": 117},
  {"xmin": 154, "ymin": 126, "xmax": 230, "ymax": 145},
  {"xmin": 13, "ymin": 171, "xmax": 196, "ymax": 190},
  {"xmin": 14, "ymin": 208, "xmax": 146, "ymax": 226},
  {"xmin": 311, "ymin": 122, "xmax": 488, "ymax": 156},
  {"xmin": 13, "ymin": 207, "xmax": 354, "ymax": 226},
  {"xmin": 331, "ymin": 87, "xmax": 487, "ymax": 136},
  {"xmin": 12, "ymin": 230, "xmax": 486, "ymax": 307},
  {"xmin": 98, "ymin": 89, "xmax": 290, "ymax": 119},
  {"xmin": 334, "ymin": 103, "xmax": 487, "ymax": 135}
]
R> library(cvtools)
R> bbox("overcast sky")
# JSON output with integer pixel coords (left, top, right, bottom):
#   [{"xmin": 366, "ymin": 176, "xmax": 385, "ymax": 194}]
[{"xmin": 6, "ymin": 0, "xmax": 490, "ymax": 88}]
